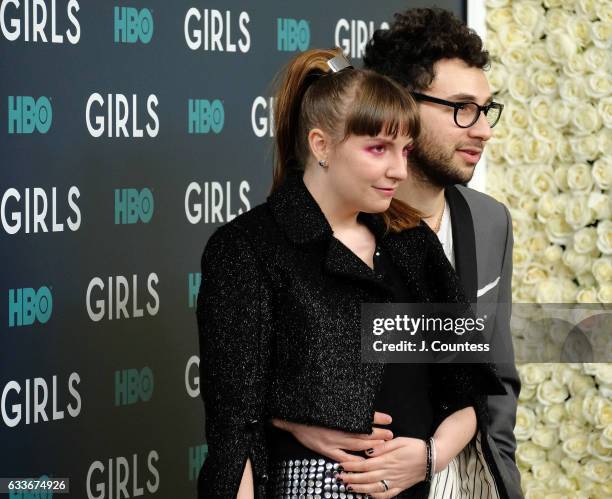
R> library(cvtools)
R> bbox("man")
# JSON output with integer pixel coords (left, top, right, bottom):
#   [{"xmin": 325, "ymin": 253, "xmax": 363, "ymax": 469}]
[{"xmin": 273, "ymin": 8, "xmax": 522, "ymax": 499}]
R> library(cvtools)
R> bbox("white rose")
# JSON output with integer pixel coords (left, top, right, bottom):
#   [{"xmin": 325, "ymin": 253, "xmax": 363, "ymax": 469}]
[
  {"xmin": 519, "ymin": 383, "xmax": 537, "ymax": 401},
  {"xmin": 487, "ymin": 64, "xmax": 508, "ymax": 94},
  {"xmin": 523, "ymin": 136, "xmax": 553, "ymax": 164},
  {"xmin": 513, "ymin": 246, "xmax": 531, "ymax": 272},
  {"xmin": 565, "ymin": 195, "xmax": 594, "ymax": 230},
  {"xmin": 591, "ymin": 21, "xmax": 612, "ymax": 49},
  {"xmin": 571, "ymin": 103, "xmax": 602, "ymax": 136},
  {"xmin": 578, "ymin": 272, "xmax": 596, "ymax": 289},
  {"xmin": 599, "ymin": 383, "xmax": 612, "ymax": 399},
  {"xmin": 512, "ymin": 1, "xmax": 545, "ymax": 35},
  {"xmin": 550, "ymin": 101, "xmax": 572, "ymax": 129},
  {"xmin": 561, "ymin": 455, "xmax": 584, "ymax": 477},
  {"xmin": 597, "ymin": 220, "xmax": 612, "ymax": 254},
  {"xmin": 592, "ymin": 157, "xmax": 612, "ymax": 190},
  {"xmin": 577, "ymin": 286, "xmax": 599, "ymax": 303},
  {"xmin": 544, "ymin": 0, "xmax": 563, "ymax": 7},
  {"xmin": 596, "ymin": 1, "xmax": 612, "ymax": 23},
  {"xmin": 545, "ymin": 215, "xmax": 573, "ymax": 245},
  {"xmin": 597, "ymin": 97, "xmax": 612, "ymax": 129},
  {"xmin": 562, "ymin": 52, "xmax": 587, "ymax": 79},
  {"xmin": 546, "ymin": 31, "xmax": 577, "ymax": 62},
  {"xmin": 489, "ymin": 121, "xmax": 510, "ymax": 144},
  {"xmin": 515, "ymin": 405, "xmax": 537, "ymax": 440},
  {"xmin": 505, "ymin": 102, "xmax": 530, "ymax": 130},
  {"xmin": 553, "ymin": 165, "xmax": 569, "ymax": 190},
  {"xmin": 569, "ymin": 16, "xmax": 592, "ymax": 48},
  {"xmin": 588, "ymin": 432, "xmax": 612, "ymax": 461},
  {"xmin": 584, "ymin": 46, "xmax": 609, "ymax": 72},
  {"xmin": 524, "ymin": 263, "xmax": 549, "ymax": 285},
  {"xmin": 532, "ymin": 461, "xmax": 560, "ymax": 482},
  {"xmin": 487, "ymin": 7, "xmax": 514, "ymax": 30},
  {"xmin": 486, "ymin": 143, "xmax": 505, "ymax": 164},
  {"xmin": 501, "ymin": 46, "xmax": 529, "ymax": 68},
  {"xmin": 535, "ymin": 192, "xmax": 556, "ymax": 220},
  {"xmin": 543, "ymin": 244, "xmax": 563, "ymax": 263},
  {"xmin": 592, "ymin": 257, "xmax": 612, "ymax": 283},
  {"xmin": 528, "ymin": 42, "xmax": 553, "ymax": 67},
  {"xmin": 585, "ymin": 72, "xmax": 611, "ymax": 100},
  {"xmin": 573, "ymin": 227, "xmax": 598, "ymax": 254},
  {"xmin": 529, "ymin": 96, "xmax": 552, "ymax": 123},
  {"xmin": 603, "ymin": 424, "xmax": 612, "ymax": 450},
  {"xmin": 594, "ymin": 398, "xmax": 612, "ymax": 428},
  {"xmin": 537, "ymin": 379, "xmax": 569, "ymax": 405},
  {"xmin": 543, "ymin": 403, "xmax": 566, "ymax": 426},
  {"xmin": 588, "ymin": 192, "xmax": 611, "ymax": 220},
  {"xmin": 588, "ymin": 364, "xmax": 612, "ymax": 385},
  {"xmin": 583, "ymin": 459, "xmax": 611, "ymax": 484},
  {"xmin": 567, "ymin": 163, "xmax": 594, "ymax": 191},
  {"xmin": 545, "ymin": 8, "xmax": 571, "ymax": 33},
  {"xmin": 568, "ymin": 372, "xmax": 596, "ymax": 397},
  {"xmin": 583, "ymin": 392, "xmax": 603, "ymax": 424},
  {"xmin": 598, "ymin": 129, "xmax": 612, "ymax": 157},
  {"xmin": 559, "ymin": 78, "xmax": 586, "ymax": 105},
  {"xmin": 508, "ymin": 73, "xmax": 535, "ymax": 102},
  {"xmin": 516, "ymin": 441, "xmax": 547, "ymax": 467},
  {"xmin": 562, "ymin": 434, "xmax": 590, "ymax": 460},
  {"xmin": 503, "ymin": 134, "xmax": 526, "ymax": 165},
  {"xmin": 497, "ymin": 23, "xmax": 533, "ymax": 47},
  {"xmin": 532, "ymin": 423, "xmax": 559, "ymax": 449},
  {"xmin": 563, "ymin": 248, "xmax": 593, "ymax": 274},
  {"xmin": 560, "ymin": 421, "xmax": 586, "ymax": 441},
  {"xmin": 597, "ymin": 283, "xmax": 612, "ymax": 303},
  {"xmin": 518, "ymin": 195, "xmax": 538, "ymax": 218},
  {"xmin": 532, "ymin": 121, "xmax": 560, "ymax": 146},
  {"xmin": 527, "ymin": 231, "xmax": 552, "ymax": 254},
  {"xmin": 507, "ymin": 165, "xmax": 530, "ymax": 194},
  {"xmin": 577, "ymin": 0, "xmax": 598, "ymax": 19},
  {"xmin": 570, "ymin": 135, "xmax": 600, "ymax": 162}
]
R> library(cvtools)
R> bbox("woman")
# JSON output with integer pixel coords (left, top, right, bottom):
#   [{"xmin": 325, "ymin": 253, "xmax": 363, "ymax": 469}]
[{"xmin": 196, "ymin": 48, "xmax": 505, "ymax": 499}]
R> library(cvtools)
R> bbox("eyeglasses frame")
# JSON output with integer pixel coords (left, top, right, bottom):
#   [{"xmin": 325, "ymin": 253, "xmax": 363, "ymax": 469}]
[{"xmin": 411, "ymin": 92, "xmax": 504, "ymax": 128}]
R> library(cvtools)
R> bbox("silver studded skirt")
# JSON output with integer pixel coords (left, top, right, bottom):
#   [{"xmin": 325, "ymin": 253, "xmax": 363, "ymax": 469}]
[
  {"xmin": 267, "ymin": 457, "xmax": 423, "ymax": 499},
  {"xmin": 268, "ymin": 458, "xmax": 369, "ymax": 499}
]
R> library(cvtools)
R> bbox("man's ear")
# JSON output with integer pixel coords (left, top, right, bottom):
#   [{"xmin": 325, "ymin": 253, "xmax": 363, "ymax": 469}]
[{"xmin": 308, "ymin": 128, "xmax": 331, "ymax": 163}]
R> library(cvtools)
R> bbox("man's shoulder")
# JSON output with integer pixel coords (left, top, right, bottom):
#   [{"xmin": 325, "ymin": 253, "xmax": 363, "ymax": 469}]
[{"xmin": 453, "ymin": 185, "xmax": 510, "ymax": 222}]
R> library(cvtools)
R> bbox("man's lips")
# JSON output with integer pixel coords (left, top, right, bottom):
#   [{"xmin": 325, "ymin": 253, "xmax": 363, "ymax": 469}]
[{"xmin": 456, "ymin": 148, "xmax": 482, "ymax": 164}]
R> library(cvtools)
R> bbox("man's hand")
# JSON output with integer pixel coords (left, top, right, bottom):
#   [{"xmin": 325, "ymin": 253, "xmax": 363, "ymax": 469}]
[{"xmin": 271, "ymin": 412, "xmax": 394, "ymax": 462}]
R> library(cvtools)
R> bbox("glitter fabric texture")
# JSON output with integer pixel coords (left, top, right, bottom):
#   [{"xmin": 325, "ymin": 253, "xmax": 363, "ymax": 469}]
[{"xmin": 196, "ymin": 174, "xmax": 506, "ymax": 499}]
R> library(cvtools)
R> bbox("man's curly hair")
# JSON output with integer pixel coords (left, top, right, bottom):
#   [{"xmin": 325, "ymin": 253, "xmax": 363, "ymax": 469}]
[{"xmin": 363, "ymin": 8, "xmax": 490, "ymax": 91}]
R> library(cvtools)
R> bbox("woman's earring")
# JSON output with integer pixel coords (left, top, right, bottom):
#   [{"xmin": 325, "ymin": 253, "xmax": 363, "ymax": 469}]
[{"xmin": 318, "ymin": 159, "xmax": 328, "ymax": 168}]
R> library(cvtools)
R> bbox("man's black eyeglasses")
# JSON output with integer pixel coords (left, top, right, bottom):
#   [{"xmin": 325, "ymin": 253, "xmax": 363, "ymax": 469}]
[{"xmin": 411, "ymin": 92, "xmax": 504, "ymax": 129}]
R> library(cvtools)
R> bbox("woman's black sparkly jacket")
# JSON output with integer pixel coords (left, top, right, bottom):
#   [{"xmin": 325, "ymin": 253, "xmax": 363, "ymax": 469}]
[{"xmin": 196, "ymin": 174, "xmax": 506, "ymax": 499}]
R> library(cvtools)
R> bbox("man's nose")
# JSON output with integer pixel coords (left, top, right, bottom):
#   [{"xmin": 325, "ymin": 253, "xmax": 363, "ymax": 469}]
[{"xmin": 468, "ymin": 112, "xmax": 492, "ymax": 142}]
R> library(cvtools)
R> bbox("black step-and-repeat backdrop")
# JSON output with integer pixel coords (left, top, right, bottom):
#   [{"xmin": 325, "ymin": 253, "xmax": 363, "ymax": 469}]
[{"xmin": 1, "ymin": 1, "xmax": 462, "ymax": 497}]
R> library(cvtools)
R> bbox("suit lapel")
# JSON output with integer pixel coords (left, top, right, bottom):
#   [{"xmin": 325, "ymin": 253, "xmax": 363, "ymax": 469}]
[{"xmin": 445, "ymin": 185, "xmax": 478, "ymax": 303}]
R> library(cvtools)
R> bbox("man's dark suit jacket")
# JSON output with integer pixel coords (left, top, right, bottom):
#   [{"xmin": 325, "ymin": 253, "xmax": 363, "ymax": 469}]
[{"xmin": 446, "ymin": 184, "xmax": 523, "ymax": 499}]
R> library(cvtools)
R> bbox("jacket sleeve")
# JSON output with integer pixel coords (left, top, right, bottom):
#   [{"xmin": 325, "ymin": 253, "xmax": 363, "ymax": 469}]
[
  {"xmin": 486, "ymin": 205, "xmax": 522, "ymax": 485},
  {"xmin": 196, "ymin": 224, "xmax": 272, "ymax": 499}
]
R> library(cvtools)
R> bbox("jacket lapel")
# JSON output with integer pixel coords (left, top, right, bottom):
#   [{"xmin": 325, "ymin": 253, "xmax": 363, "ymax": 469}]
[{"xmin": 445, "ymin": 185, "xmax": 478, "ymax": 303}]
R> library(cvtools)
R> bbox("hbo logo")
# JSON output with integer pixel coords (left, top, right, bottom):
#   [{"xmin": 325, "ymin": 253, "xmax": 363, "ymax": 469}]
[
  {"xmin": 114, "ymin": 7, "xmax": 153, "ymax": 44},
  {"xmin": 8, "ymin": 96, "xmax": 52, "ymax": 134},
  {"xmin": 277, "ymin": 18, "xmax": 309, "ymax": 52},
  {"xmin": 115, "ymin": 367, "xmax": 154, "ymax": 406},
  {"xmin": 8, "ymin": 287, "xmax": 53, "ymax": 327},
  {"xmin": 188, "ymin": 99, "xmax": 224, "ymax": 134},
  {"xmin": 114, "ymin": 188, "xmax": 154, "ymax": 224}
]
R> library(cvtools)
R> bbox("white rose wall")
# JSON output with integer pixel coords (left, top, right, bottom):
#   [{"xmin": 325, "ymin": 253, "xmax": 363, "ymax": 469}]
[{"xmin": 484, "ymin": 0, "xmax": 612, "ymax": 497}]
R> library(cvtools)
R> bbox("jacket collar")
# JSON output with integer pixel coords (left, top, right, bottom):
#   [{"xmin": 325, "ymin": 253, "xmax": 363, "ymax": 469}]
[
  {"xmin": 268, "ymin": 173, "xmax": 391, "ymax": 291},
  {"xmin": 268, "ymin": 173, "xmax": 387, "ymax": 245},
  {"xmin": 445, "ymin": 185, "xmax": 478, "ymax": 302}
]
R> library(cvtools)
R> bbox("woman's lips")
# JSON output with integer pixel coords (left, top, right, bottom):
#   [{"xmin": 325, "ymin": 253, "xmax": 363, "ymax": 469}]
[{"xmin": 373, "ymin": 187, "xmax": 396, "ymax": 197}]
